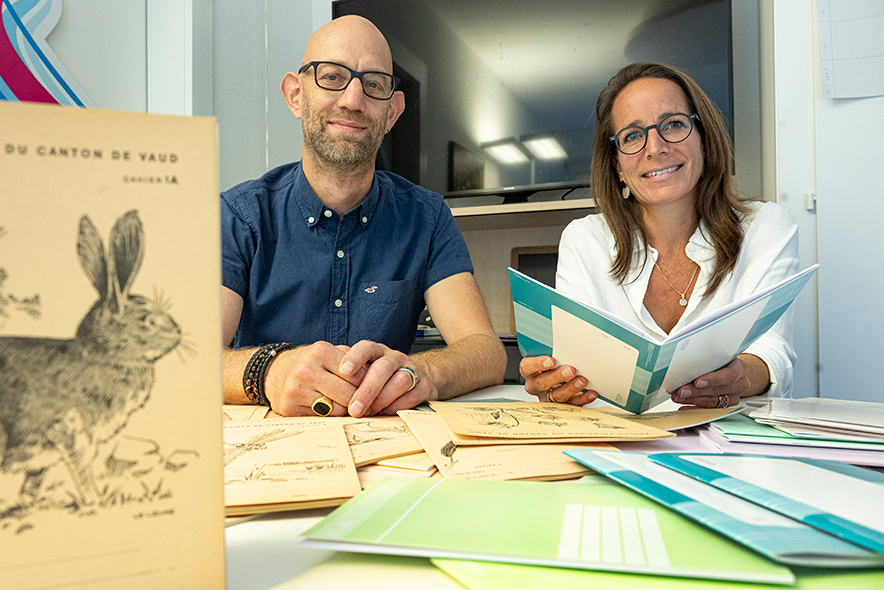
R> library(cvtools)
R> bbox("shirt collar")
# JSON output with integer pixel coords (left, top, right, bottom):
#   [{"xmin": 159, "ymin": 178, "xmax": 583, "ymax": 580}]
[
  {"xmin": 623, "ymin": 219, "xmax": 717, "ymax": 336},
  {"xmin": 358, "ymin": 175, "xmax": 380, "ymax": 227},
  {"xmin": 292, "ymin": 163, "xmax": 380, "ymax": 228},
  {"xmin": 687, "ymin": 218, "xmax": 716, "ymax": 261}
]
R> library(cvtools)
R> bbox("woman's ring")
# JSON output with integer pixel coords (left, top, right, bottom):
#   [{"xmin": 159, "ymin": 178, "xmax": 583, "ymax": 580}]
[
  {"xmin": 716, "ymin": 394, "xmax": 729, "ymax": 409},
  {"xmin": 311, "ymin": 395, "xmax": 334, "ymax": 416},
  {"xmin": 397, "ymin": 366, "xmax": 419, "ymax": 392}
]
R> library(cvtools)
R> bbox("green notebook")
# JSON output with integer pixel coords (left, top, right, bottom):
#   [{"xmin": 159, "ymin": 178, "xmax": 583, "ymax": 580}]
[
  {"xmin": 300, "ymin": 476, "xmax": 794, "ymax": 584},
  {"xmin": 433, "ymin": 558, "xmax": 884, "ymax": 590}
]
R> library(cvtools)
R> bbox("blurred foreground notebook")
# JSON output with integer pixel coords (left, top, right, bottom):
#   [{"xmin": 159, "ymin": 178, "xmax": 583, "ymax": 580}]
[
  {"xmin": 508, "ymin": 265, "xmax": 817, "ymax": 414},
  {"xmin": 300, "ymin": 476, "xmax": 794, "ymax": 584},
  {"xmin": 0, "ymin": 101, "xmax": 225, "ymax": 588}
]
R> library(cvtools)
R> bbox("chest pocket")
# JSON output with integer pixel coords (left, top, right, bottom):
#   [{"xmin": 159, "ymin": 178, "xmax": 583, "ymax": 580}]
[{"xmin": 353, "ymin": 276, "xmax": 422, "ymax": 352}]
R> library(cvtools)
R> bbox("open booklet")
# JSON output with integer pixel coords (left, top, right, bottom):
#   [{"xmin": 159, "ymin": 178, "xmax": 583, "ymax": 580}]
[{"xmin": 509, "ymin": 265, "xmax": 818, "ymax": 413}]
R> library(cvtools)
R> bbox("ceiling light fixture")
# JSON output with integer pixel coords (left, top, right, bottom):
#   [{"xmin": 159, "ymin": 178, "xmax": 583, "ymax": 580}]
[
  {"xmin": 521, "ymin": 135, "xmax": 568, "ymax": 160},
  {"xmin": 480, "ymin": 138, "xmax": 531, "ymax": 164}
]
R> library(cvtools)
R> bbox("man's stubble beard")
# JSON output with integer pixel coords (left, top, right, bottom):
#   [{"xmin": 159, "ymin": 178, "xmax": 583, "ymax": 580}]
[{"xmin": 301, "ymin": 93, "xmax": 386, "ymax": 171}]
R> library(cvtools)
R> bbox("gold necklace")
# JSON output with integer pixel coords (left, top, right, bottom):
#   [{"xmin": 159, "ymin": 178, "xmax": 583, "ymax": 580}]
[{"xmin": 653, "ymin": 258, "xmax": 698, "ymax": 307}]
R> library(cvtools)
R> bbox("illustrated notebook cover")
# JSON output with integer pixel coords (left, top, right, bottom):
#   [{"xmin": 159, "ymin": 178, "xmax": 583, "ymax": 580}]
[
  {"xmin": 0, "ymin": 101, "xmax": 225, "ymax": 588},
  {"xmin": 223, "ymin": 420, "xmax": 362, "ymax": 517},
  {"xmin": 508, "ymin": 266, "xmax": 817, "ymax": 413},
  {"xmin": 649, "ymin": 453, "xmax": 884, "ymax": 555},
  {"xmin": 300, "ymin": 476, "xmax": 795, "ymax": 584},
  {"xmin": 565, "ymin": 449, "xmax": 884, "ymax": 568}
]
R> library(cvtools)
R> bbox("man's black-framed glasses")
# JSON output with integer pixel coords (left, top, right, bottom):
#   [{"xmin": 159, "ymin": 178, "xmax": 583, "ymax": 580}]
[
  {"xmin": 298, "ymin": 61, "xmax": 400, "ymax": 100},
  {"xmin": 611, "ymin": 113, "xmax": 700, "ymax": 155}
]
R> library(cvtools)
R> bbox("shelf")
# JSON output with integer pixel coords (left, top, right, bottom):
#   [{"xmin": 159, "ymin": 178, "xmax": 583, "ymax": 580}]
[{"xmin": 449, "ymin": 197, "xmax": 596, "ymax": 218}]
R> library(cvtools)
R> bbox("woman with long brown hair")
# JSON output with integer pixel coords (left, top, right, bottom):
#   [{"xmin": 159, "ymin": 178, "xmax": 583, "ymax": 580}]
[{"xmin": 520, "ymin": 63, "xmax": 798, "ymax": 409}]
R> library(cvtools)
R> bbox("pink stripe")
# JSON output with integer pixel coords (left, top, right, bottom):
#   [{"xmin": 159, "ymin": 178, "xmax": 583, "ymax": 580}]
[{"xmin": 0, "ymin": 0, "xmax": 57, "ymax": 103}]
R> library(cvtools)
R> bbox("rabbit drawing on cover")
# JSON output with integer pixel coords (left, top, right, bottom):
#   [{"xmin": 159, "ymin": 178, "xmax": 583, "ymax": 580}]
[{"xmin": 0, "ymin": 210, "xmax": 181, "ymax": 509}]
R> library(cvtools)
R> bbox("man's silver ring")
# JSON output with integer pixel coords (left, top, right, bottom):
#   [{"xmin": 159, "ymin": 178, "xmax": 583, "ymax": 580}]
[
  {"xmin": 716, "ymin": 394, "xmax": 729, "ymax": 409},
  {"xmin": 397, "ymin": 366, "xmax": 419, "ymax": 392}
]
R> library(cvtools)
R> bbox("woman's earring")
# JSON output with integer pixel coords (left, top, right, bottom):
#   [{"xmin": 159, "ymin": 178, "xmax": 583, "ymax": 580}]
[{"xmin": 622, "ymin": 185, "xmax": 630, "ymax": 200}]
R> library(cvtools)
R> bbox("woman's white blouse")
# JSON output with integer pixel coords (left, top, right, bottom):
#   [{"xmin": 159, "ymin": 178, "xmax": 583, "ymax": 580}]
[{"xmin": 556, "ymin": 201, "xmax": 799, "ymax": 397}]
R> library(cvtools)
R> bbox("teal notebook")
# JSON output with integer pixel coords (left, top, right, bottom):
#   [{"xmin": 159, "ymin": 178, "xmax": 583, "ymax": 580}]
[
  {"xmin": 300, "ymin": 476, "xmax": 794, "ymax": 584},
  {"xmin": 649, "ymin": 454, "xmax": 884, "ymax": 555},
  {"xmin": 508, "ymin": 265, "xmax": 817, "ymax": 413},
  {"xmin": 565, "ymin": 449, "xmax": 884, "ymax": 567}
]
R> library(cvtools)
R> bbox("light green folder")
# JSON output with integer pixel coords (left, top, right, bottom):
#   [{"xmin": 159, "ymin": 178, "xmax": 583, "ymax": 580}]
[
  {"xmin": 433, "ymin": 558, "xmax": 884, "ymax": 590},
  {"xmin": 300, "ymin": 476, "xmax": 794, "ymax": 584}
]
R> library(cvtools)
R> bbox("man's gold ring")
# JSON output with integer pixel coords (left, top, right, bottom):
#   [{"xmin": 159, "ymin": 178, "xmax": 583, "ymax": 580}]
[
  {"xmin": 397, "ymin": 366, "xmax": 419, "ymax": 392},
  {"xmin": 546, "ymin": 390, "xmax": 556, "ymax": 403},
  {"xmin": 311, "ymin": 395, "xmax": 334, "ymax": 417}
]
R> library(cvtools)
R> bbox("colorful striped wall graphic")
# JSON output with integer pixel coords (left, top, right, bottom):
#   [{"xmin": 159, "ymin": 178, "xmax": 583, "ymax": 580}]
[{"xmin": 1, "ymin": 0, "xmax": 91, "ymax": 106}]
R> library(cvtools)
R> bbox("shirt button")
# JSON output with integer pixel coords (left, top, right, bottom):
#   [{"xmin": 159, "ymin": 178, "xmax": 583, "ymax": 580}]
[
  {"xmin": 362, "ymin": 216, "xmax": 368, "ymax": 224},
  {"xmin": 337, "ymin": 250, "xmax": 344, "ymax": 258},
  {"xmin": 334, "ymin": 299, "xmax": 343, "ymax": 308},
  {"xmin": 308, "ymin": 216, "xmax": 315, "ymax": 223},
  {"xmin": 324, "ymin": 209, "xmax": 333, "ymax": 218}
]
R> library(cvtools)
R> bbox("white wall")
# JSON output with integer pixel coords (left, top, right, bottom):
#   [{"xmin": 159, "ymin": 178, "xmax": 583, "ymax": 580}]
[
  {"xmin": 41, "ymin": 0, "xmax": 213, "ymax": 117},
  {"xmin": 761, "ymin": 0, "xmax": 821, "ymax": 399},
  {"xmin": 212, "ymin": 0, "xmax": 330, "ymax": 191},
  {"xmin": 767, "ymin": 0, "xmax": 884, "ymax": 402},
  {"xmin": 44, "ymin": 0, "xmax": 146, "ymax": 111},
  {"xmin": 147, "ymin": 0, "xmax": 214, "ymax": 117},
  {"xmin": 809, "ymin": 10, "xmax": 884, "ymax": 403}
]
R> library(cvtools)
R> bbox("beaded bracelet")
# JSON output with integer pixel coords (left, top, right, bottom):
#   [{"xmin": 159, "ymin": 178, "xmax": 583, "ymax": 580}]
[{"xmin": 242, "ymin": 342, "xmax": 296, "ymax": 408}]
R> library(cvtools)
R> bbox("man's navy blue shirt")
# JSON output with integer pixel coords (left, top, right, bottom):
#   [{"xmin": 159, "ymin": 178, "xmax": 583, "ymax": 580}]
[{"xmin": 221, "ymin": 162, "xmax": 473, "ymax": 353}]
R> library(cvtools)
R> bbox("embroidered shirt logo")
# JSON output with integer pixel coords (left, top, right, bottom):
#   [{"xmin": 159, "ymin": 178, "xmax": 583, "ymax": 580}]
[{"xmin": 364, "ymin": 286, "xmax": 378, "ymax": 293}]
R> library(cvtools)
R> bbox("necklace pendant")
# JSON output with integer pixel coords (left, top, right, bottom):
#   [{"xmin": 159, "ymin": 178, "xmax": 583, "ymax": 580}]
[{"xmin": 679, "ymin": 297, "xmax": 688, "ymax": 307}]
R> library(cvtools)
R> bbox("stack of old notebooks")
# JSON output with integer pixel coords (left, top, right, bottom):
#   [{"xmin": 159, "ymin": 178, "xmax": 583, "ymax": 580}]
[
  {"xmin": 695, "ymin": 397, "xmax": 884, "ymax": 467},
  {"xmin": 220, "ymin": 400, "xmax": 681, "ymax": 516},
  {"xmin": 222, "ymin": 410, "xmax": 424, "ymax": 516},
  {"xmin": 220, "ymin": 399, "xmax": 754, "ymax": 516}
]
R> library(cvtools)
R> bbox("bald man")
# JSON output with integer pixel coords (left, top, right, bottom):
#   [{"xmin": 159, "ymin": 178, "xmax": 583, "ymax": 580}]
[{"xmin": 221, "ymin": 16, "xmax": 506, "ymax": 418}]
